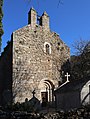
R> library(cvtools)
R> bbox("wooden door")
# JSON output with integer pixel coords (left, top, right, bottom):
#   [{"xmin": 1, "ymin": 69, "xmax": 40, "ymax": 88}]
[{"xmin": 41, "ymin": 92, "xmax": 48, "ymax": 107}]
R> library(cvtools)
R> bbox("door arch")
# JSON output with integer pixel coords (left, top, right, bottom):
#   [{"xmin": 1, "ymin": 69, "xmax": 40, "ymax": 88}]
[{"xmin": 38, "ymin": 79, "xmax": 54, "ymax": 105}]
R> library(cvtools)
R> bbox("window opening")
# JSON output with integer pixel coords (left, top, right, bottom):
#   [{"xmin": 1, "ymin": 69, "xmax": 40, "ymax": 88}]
[
  {"xmin": 44, "ymin": 42, "xmax": 51, "ymax": 54},
  {"xmin": 46, "ymin": 44, "xmax": 50, "ymax": 54}
]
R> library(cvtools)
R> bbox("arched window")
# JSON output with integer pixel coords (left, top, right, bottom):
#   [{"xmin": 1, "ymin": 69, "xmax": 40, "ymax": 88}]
[{"xmin": 44, "ymin": 42, "xmax": 51, "ymax": 54}]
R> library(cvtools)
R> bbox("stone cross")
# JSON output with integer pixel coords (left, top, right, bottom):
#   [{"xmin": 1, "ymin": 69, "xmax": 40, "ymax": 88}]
[
  {"xmin": 32, "ymin": 89, "xmax": 36, "ymax": 97},
  {"xmin": 65, "ymin": 72, "xmax": 70, "ymax": 82}
]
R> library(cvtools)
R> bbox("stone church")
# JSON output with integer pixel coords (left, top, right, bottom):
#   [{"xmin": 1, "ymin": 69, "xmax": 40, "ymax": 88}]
[{"xmin": 0, "ymin": 7, "xmax": 70, "ymax": 105}]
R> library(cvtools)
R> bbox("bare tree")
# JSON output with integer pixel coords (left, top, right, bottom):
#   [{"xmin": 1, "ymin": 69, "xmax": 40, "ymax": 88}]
[
  {"xmin": 71, "ymin": 39, "xmax": 90, "ymax": 80},
  {"xmin": 72, "ymin": 39, "xmax": 89, "ymax": 55}
]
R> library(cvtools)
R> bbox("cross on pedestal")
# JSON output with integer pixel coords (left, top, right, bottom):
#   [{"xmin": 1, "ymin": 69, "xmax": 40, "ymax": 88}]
[
  {"xmin": 65, "ymin": 72, "xmax": 70, "ymax": 82},
  {"xmin": 32, "ymin": 89, "xmax": 36, "ymax": 97}
]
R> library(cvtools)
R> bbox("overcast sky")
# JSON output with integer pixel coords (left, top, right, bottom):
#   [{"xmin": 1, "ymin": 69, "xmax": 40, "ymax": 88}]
[{"xmin": 2, "ymin": 0, "xmax": 90, "ymax": 55}]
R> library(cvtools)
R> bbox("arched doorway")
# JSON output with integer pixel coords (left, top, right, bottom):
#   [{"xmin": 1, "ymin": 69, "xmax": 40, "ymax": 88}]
[{"xmin": 39, "ymin": 79, "xmax": 54, "ymax": 107}]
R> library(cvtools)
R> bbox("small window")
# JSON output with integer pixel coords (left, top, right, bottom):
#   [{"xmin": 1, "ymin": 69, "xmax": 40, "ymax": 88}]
[{"xmin": 44, "ymin": 42, "xmax": 51, "ymax": 54}]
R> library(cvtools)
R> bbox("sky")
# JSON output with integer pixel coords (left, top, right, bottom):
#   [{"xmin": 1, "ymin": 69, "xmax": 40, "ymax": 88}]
[{"xmin": 2, "ymin": 0, "xmax": 90, "ymax": 55}]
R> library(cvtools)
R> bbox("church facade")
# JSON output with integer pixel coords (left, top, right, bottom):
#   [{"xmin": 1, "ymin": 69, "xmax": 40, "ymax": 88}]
[
  {"xmin": 12, "ymin": 8, "xmax": 70, "ymax": 104},
  {"xmin": 0, "ymin": 7, "xmax": 70, "ymax": 105}
]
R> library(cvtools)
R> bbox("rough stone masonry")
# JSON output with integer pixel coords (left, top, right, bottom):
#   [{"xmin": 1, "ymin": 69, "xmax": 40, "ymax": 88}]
[{"xmin": 12, "ymin": 7, "xmax": 70, "ymax": 104}]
